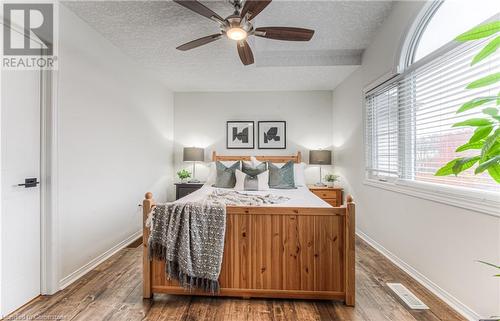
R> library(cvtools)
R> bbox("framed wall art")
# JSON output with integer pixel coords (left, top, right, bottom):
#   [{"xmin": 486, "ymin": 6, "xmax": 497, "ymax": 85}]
[
  {"xmin": 226, "ymin": 121, "xmax": 255, "ymax": 149},
  {"xmin": 258, "ymin": 121, "xmax": 286, "ymax": 149}
]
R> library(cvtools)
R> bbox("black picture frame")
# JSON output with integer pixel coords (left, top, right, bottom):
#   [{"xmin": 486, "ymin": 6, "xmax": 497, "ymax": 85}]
[
  {"xmin": 258, "ymin": 121, "xmax": 286, "ymax": 149},
  {"xmin": 226, "ymin": 121, "xmax": 255, "ymax": 149}
]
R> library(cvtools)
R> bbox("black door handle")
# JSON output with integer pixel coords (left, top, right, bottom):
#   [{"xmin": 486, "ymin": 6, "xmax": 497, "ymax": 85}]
[{"xmin": 18, "ymin": 178, "xmax": 39, "ymax": 188}]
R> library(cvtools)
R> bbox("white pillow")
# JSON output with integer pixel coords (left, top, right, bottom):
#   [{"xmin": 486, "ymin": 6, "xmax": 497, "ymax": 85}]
[
  {"xmin": 206, "ymin": 161, "xmax": 241, "ymax": 185},
  {"xmin": 250, "ymin": 156, "xmax": 263, "ymax": 166},
  {"xmin": 294, "ymin": 162, "xmax": 306, "ymax": 186},
  {"xmin": 234, "ymin": 169, "xmax": 269, "ymax": 191}
]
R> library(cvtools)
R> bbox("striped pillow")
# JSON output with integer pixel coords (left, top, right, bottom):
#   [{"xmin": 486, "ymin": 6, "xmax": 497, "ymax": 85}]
[{"xmin": 234, "ymin": 169, "xmax": 269, "ymax": 191}]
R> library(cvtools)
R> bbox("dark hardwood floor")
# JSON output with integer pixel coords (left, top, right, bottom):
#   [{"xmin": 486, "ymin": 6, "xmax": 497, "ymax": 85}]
[{"xmin": 5, "ymin": 238, "xmax": 466, "ymax": 321}]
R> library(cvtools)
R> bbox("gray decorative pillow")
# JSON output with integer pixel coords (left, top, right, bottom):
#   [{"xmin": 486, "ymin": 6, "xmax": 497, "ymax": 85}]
[
  {"xmin": 268, "ymin": 161, "xmax": 296, "ymax": 189},
  {"xmin": 242, "ymin": 161, "xmax": 267, "ymax": 177},
  {"xmin": 213, "ymin": 161, "xmax": 240, "ymax": 188}
]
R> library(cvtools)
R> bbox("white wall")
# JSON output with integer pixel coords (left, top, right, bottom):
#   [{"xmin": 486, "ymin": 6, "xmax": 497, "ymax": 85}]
[
  {"xmin": 173, "ymin": 91, "xmax": 335, "ymax": 196},
  {"xmin": 57, "ymin": 5, "xmax": 174, "ymax": 284},
  {"xmin": 331, "ymin": 1, "xmax": 500, "ymax": 319}
]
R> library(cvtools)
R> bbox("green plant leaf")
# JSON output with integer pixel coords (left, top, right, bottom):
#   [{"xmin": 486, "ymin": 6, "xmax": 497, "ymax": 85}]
[
  {"xmin": 498, "ymin": 91, "xmax": 500, "ymax": 105},
  {"xmin": 488, "ymin": 164, "xmax": 500, "ymax": 183},
  {"xmin": 466, "ymin": 73, "xmax": 500, "ymax": 89},
  {"xmin": 452, "ymin": 156, "xmax": 480, "ymax": 175},
  {"xmin": 452, "ymin": 118, "xmax": 492, "ymax": 127},
  {"xmin": 435, "ymin": 158, "xmax": 459, "ymax": 176},
  {"xmin": 456, "ymin": 141, "xmax": 484, "ymax": 152},
  {"xmin": 475, "ymin": 156, "xmax": 500, "ymax": 174},
  {"xmin": 477, "ymin": 260, "xmax": 500, "ymax": 276},
  {"xmin": 469, "ymin": 125, "xmax": 493, "ymax": 143},
  {"xmin": 477, "ymin": 260, "xmax": 500, "ymax": 270},
  {"xmin": 471, "ymin": 36, "xmax": 500, "ymax": 65},
  {"xmin": 481, "ymin": 129, "xmax": 500, "ymax": 158},
  {"xmin": 456, "ymin": 21, "xmax": 500, "ymax": 42},
  {"xmin": 475, "ymin": 156, "xmax": 500, "ymax": 183},
  {"xmin": 457, "ymin": 97, "xmax": 496, "ymax": 113},
  {"xmin": 176, "ymin": 169, "xmax": 191, "ymax": 179},
  {"xmin": 488, "ymin": 142, "xmax": 500, "ymax": 156},
  {"xmin": 483, "ymin": 107, "xmax": 499, "ymax": 116}
]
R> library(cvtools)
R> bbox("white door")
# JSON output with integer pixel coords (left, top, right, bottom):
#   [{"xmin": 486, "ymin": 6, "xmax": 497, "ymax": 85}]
[{"xmin": 0, "ymin": 67, "xmax": 42, "ymax": 316}]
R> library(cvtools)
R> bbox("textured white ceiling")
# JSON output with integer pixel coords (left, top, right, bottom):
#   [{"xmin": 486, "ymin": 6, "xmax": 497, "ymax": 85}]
[{"xmin": 62, "ymin": 1, "xmax": 393, "ymax": 91}]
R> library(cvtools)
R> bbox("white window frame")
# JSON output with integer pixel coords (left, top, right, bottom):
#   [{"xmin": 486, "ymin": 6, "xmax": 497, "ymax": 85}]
[
  {"xmin": 363, "ymin": 3, "xmax": 500, "ymax": 217},
  {"xmin": 397, "ymin": 1, "xmax": 444, "ymax": 72}
]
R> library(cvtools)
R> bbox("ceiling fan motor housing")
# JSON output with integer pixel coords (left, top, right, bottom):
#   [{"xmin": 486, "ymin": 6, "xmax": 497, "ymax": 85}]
[{"xmin": 224, "ymin": 16, "xmax": 253, "ymax": 33}]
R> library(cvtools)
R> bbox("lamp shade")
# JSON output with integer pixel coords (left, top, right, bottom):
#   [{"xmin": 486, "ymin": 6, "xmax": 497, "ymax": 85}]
[
  {"xmin": 183, "ymin": 147, "xmax": 204, "ymax": 162},
  {"xmin": 309, "ymin": 150, "xmax": 332, "ymax": 165}
]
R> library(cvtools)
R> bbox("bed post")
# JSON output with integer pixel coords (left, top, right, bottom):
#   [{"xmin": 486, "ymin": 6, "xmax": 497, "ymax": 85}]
[
  {"xmin": 297, "ymin": 151, "xmax": 302, "ymax": 163},
  {"xmin": 143, "ymin": 192, "xmax": 154, "ymax": 299},
  {"xmin": 344, "ymin": 195, "xmax": 355, "ymax": 306},
  {"xmin": 212, "ymin": 151, "xmax": 217, "ymax": 161}
]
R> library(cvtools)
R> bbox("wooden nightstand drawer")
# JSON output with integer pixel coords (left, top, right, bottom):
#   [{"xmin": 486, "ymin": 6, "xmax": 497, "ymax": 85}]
[
  {"xmin": 308, "ymin": 186, "xmax": 343, "ymax": 206},
  {"xmin": 311, "ymin": 189, "xmax": 337, "ymax": 199}
]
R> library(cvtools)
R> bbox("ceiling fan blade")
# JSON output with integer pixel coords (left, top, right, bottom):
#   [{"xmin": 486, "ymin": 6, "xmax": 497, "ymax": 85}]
[
  {"xmin": 176, "ymin": 34, "xmax": 222, "ymax": 51},
  {"xmin": 237, "ymin": 40, "xmax": 254, "ymax": 65},
  {"xmin": 255, "ymin": 27, "xmax": 314, "ymax": 41},
  {"xmin": 173, "ymin": 0, "xmax": 225, "ymax": 23},
  {"xmin": 240, "ymin": 0, "xmax": 271, "ymax": 21}
]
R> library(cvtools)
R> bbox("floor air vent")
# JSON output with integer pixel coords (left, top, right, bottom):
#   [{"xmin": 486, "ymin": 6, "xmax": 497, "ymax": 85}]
[{"xmin": 387, "ymin": 283, "xmax": 429, "ymax": 310}]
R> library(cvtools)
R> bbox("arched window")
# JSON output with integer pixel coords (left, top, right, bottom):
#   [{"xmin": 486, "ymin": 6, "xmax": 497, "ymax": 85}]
[
  {"xmin": 409, "ymin": 1, "xmax": 499, "ymax": 65},
  {"xmin": 365, "ymin": 1, "xmax": 500, "ymax": 212}
]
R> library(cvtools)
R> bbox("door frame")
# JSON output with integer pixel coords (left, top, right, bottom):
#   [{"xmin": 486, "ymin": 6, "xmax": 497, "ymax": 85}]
[{"xmin": 40, "ymin": 68, "xmax": 59, "ymax": 295}]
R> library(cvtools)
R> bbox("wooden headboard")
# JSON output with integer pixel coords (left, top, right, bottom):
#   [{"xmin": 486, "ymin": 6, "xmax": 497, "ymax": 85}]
[{"xmin": 212, "ymin": 151, "xmax": 302, "ymax": 163}]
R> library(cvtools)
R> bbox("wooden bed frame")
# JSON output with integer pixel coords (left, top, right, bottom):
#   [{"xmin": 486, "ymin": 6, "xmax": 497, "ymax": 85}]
[{"xmin": 142, "ymin": 152, "xmax": 355, "ymax": 305}]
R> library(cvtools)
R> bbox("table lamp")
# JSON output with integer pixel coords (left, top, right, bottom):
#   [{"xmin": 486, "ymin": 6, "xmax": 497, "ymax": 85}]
[
  {"xmin": 183, "ymin": 147, "xmax": 204, "ymax": 183},
  {"xmin": 309, "ymin": 149, "xmax": 332, "ymax": 187}
]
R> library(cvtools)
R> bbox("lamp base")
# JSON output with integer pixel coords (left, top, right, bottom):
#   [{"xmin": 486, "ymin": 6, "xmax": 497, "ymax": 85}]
[{"xmin": 314, "ymin": 182, "xmax": 326, "ymax": 187}]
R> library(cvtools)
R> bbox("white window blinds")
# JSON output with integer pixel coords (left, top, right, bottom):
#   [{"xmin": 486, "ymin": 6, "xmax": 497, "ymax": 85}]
[
  {"xmin": 365, "ymin": 36, "xmax": 500, "ymax": 192},
  {"xmin": 365, "ymin": 84, "xmax": 399, "ymax": 180}
]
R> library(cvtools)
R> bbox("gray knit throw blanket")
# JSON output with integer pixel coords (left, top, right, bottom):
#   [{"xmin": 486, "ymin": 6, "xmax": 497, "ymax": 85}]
[
  {"xmin": 147, "ymin": 190, "xmax": 289, "ymax": 293},
  {"xmin": 148, "ymin": 201, "xmax": 225, "ymax": 293}
]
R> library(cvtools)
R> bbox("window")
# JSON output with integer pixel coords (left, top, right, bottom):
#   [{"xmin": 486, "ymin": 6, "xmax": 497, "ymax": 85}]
[
  {"xmin": 365, "ymin": 84, "xmax": 399, "ymax": 180},
  {"xmin": 365, "ymin": 3, "xmax": 500, "ymax": 197},
  {"xmin": 414, "ymin": 1, "xmax": 500, "ymax": 63}
]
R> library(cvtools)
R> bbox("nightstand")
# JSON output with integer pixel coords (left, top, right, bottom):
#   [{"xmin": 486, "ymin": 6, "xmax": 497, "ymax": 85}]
[
  {"xmin": 175, "ymin": 182, "xmax": 204, "ymax": 200},
  {"xmin": 308, "ymin": 186, "xmax": 343, "ymax": 207}
]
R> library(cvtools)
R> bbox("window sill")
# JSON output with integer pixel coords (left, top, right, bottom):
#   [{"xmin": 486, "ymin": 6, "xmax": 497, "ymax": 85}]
[{"xmin": 364, "ymin": 179, "xmax": 500, "ymax": 218}]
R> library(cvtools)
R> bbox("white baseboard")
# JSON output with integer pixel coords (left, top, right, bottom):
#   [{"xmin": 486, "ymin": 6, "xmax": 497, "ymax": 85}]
[
  {"xmin": 58, "ymin": 230, "xmax": 142, "ymax": 290},
  {"xmin": 356, "ymin": 229, "xmax": 481, "ymax": 321}
]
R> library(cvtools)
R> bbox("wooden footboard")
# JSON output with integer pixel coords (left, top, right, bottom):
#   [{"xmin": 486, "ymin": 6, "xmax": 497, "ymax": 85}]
[{"xmin": 142, "ymin": 193, "xmax": 355, "ymax": 305}]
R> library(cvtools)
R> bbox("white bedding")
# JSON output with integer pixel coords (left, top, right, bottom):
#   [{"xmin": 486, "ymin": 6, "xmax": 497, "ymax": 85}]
[{"xmin": 175, "ymin": 184, "xmax": 331, "ymax": 208}]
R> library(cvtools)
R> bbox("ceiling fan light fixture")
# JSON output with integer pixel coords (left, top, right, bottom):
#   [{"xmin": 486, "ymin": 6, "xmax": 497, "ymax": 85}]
[{"xmin": 226, "ymin": 27, "xmax": 248, "ymax": 41}]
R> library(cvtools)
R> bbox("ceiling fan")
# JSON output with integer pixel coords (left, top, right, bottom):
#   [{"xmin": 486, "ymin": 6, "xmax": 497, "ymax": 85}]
[{"xmin": 174, "ymin": 0, "xmax": 315, "ymax": 65}]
